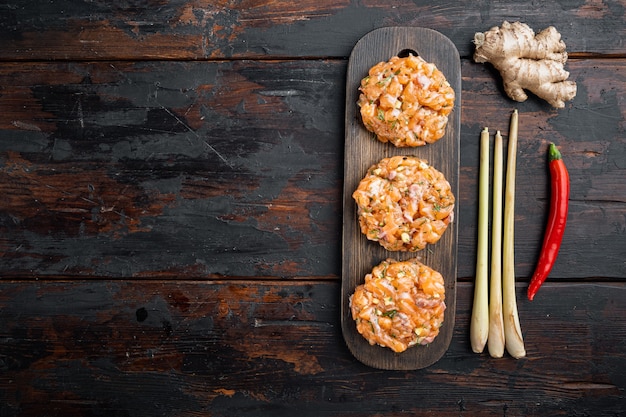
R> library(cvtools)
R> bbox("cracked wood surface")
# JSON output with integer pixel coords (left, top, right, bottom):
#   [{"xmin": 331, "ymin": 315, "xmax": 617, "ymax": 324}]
[
  {"xmin": 1, "ymin": 59, "xmax": 623, "ymax": 280},
  {"xmin": 1, "ymin": 281, "xmax": 625, "ymax": 416},
  {"xmin": 0, "ymin": 1, "xmax": 625, "ymax": 416},
  {"xmin": 1, "ymin": 1, "xmax": 625, "ymax": 60}
]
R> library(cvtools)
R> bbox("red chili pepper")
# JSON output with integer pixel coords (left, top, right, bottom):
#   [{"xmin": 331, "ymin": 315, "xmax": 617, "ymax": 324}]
[{"xmin": 527, "ymin": 143, "xmax": 570, "ymax": 301}]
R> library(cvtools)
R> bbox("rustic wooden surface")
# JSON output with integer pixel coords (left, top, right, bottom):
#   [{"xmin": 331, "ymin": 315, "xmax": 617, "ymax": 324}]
[{"xmin": 1, "ymin": 1, "xmax": 625, "ymax": 416}]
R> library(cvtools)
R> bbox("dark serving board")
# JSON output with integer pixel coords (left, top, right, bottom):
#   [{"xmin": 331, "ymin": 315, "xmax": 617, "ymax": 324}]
[{"xmin": 341, "ymin": 27, "xmax": 461, "ymax": 370}]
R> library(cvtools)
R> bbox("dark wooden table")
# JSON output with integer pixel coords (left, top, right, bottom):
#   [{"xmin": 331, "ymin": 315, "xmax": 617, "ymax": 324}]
[{"xmin": 1, "ymin": 1, "xmax": 625, "ymax": 416}]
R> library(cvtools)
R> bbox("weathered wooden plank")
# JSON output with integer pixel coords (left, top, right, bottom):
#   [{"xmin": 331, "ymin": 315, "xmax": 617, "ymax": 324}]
[
  {"xmin": 0, "ymin": 58, "xmax": 624, "ymax": 280},
  {"xmin": 0, "ymin": 60, "xmax": 345, "ymax": 279},
  {"xmin": 0, "ymin": 280, "xmax": 624, "ymax": 416},
  {"xmin": 459, "ymin": 58, "xmax": 626, "ymax": 279},
  {"xmin": 1, "ymin": 1, "xmax": 625, "ymax": 60}
]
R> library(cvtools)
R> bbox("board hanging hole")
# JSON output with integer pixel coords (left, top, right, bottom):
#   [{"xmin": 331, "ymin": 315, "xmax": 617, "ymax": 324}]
[{"xmin": 398, "ymin": 49, "xmax": 418, "ymax": 58}]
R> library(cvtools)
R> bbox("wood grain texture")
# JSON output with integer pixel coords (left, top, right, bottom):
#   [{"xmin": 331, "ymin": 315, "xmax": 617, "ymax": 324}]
[
  {"xmin": 0, "ymin": 60, "xmax": 345, "ymax": 279},
  {"xmin": 342, "ymin": 27, "xmax": 460, "ymax": 369},
  {"xmin": 1, "ymin": 59, "xmax": 624, "ymax": 281},
  {"xmin": 0, "ymin": 1, "xmax": 625, "ymax": 414},
  {"xmin": 1, "ymin": 0, "xmax": 625, "ymax": 60},
  {"xmin": 1, "ymin": 280, "xmax": 624, "ymax": 416}
]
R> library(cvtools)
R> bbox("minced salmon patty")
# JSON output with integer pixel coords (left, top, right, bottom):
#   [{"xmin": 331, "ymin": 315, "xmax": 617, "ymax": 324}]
[
  {"xmin": 350, "ymin": 258, "xmax": 446, "ymax": 353},
  {"xmin": 352, "ymin": 155, "xmax": 454, "ymax": 252},
  {"xmin": 358, "ymin": 54, "xmax": 455, "ymax": 147}
]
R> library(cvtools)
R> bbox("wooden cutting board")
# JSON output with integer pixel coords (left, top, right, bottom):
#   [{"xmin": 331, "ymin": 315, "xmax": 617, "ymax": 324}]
[{"xmin": 341, "ymin": 27, "xmax": 461, "ymax": 370}]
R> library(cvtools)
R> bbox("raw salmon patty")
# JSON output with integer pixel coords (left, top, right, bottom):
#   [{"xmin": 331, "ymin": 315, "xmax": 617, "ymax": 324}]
[
  {"xmin": 350, "ymin": 258, "xmax": 446, "ymax": 352},
  {"xmin": 352, "ymin": 155, "xmax": 454, "ymax": 252}
]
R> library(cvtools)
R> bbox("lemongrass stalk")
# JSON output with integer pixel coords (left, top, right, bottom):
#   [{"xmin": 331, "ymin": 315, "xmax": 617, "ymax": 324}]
[
  {"xmin": 502, "ymin": 110, "xmax": 526, "ymax": 359},
  {"xmin": 470, "ymin": 126, "xmax": 490, "ymax": 353},
  {"xmin": 488, "ymin": 130, "xmax": 505, "ymax": 358}
]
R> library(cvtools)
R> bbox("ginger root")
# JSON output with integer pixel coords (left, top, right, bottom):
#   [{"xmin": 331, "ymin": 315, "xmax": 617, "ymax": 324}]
[{"xmin": 473, "ymin": 21, "xmax": 577, "ymax": 108}]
